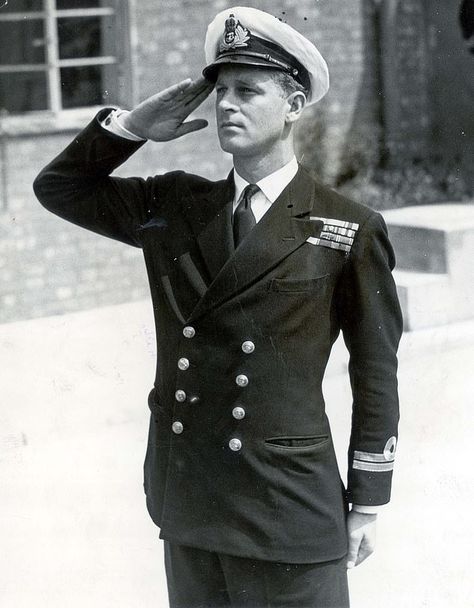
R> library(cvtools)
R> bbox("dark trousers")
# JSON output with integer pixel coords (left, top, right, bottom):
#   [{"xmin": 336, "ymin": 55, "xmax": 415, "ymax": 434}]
[{"xmin": 164, "ymin": 542, "xmax": 350, "ymax": 608}]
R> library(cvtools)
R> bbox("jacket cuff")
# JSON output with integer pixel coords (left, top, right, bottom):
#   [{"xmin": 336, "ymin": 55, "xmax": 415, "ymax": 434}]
[
  {"xmin": 101, "ymin": 108, "xmax": 147, "ymax": 142},
  {"xmin": 347, "ymin": 436, "xmax": 397, "ymax": 505},
  {"xmin": 352, "ymin": 504, "xmax": 380, "ymax": 514}
]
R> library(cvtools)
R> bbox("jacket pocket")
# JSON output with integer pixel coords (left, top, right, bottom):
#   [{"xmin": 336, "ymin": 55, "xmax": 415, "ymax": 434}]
[
  {"xmin": 264, "ymin": 434, "xmax": 329, "ymax": 452},
  {"xmin": 269, "ymin": 276, "xmax": 329, "ymax": 293}
]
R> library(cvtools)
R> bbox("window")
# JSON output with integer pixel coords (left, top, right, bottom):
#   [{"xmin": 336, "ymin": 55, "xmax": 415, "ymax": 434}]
[{"xmin": 0, "ymin": 0, "xmax": 133, "ymax": 123}]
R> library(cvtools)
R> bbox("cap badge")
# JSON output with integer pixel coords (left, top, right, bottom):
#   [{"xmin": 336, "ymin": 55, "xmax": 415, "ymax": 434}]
[{"xmin": 219, "ymin": 13, "xmax": 250, "ymax": 52}]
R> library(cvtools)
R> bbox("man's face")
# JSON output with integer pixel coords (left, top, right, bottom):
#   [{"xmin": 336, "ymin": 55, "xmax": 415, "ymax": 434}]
[{"xmin": 214, "ymin": 65, "xmax": 291, "ymax": 157}]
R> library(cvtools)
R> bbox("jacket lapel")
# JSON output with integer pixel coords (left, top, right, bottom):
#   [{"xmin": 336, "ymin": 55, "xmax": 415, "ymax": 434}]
[
  {"xmin": 188, "ymin": 166, "xmax": 318, "ymax": 322},
  {"xmin": 182, "ymin": 172, "xmax": 235, "ymax": 282}
]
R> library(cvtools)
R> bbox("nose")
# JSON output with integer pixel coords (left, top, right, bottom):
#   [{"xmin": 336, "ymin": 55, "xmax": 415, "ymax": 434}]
[{"xmin": 216, "ymin": 90, "xmax": 238, "ymax": 113}]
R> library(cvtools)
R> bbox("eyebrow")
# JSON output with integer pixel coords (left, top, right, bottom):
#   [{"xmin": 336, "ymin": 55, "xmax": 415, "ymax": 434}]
[
  {"xmin": 226, "ymin": 78, "xmax": 266, "ymax": 92},
  {"xmin": 233, "ymin": 77, "xmax": 252, "ymax": 85}
]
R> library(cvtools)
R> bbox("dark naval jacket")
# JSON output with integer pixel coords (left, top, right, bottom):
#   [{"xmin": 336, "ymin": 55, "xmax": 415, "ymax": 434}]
[{"xmin": 34, "ymin": 111, "xmax": 403, "ymax": 564}]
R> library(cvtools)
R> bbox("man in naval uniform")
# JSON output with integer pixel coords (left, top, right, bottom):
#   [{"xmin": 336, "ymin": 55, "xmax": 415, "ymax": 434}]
[{"xmin": 34, "ymin": 6, "xmax": 402, "ymax": 607}]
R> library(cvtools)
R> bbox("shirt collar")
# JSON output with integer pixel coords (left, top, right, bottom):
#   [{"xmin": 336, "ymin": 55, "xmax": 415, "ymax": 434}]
[{"xmin": 233, "ymin": 157, "xmax": 299, "ymax": 204}]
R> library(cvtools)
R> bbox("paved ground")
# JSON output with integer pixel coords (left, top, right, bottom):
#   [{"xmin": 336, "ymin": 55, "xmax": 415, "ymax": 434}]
[{"xmin": 1, "ymin": 300, "xmax": 473, "ymax": 607}]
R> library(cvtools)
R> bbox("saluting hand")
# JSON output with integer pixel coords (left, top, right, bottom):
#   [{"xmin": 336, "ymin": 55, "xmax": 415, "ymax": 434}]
[{"xmin": 122, "ymin": 77, "xmax": 214, "ymax": 142}]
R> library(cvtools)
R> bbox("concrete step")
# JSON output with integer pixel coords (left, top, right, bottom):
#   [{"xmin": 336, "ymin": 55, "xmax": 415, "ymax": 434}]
[
  {"xmin": 383, "ymin": 203, "xmax": 474, "ymax": 274},
  {"xmin": 394, "ymin": 268, "xmax": 474, "ymax": 331},
  {"xmin": 394, "ymin": 270, "xmax": 449, "ymax": 330},
  {"xmin": 382, "ymin": 204, "xmax": 474, "ymax": 330}
]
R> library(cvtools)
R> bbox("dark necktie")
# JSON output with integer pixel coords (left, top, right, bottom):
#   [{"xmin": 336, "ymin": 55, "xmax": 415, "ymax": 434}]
[{"xmin": 233, "ymin": 184, "xmax": 259, "ymax": 247}]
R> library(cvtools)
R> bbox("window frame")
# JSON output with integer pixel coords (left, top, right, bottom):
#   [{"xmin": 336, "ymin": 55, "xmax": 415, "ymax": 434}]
[{"xmin": 0, "ymin": 0, "xmax": 135, "ymax": 136}]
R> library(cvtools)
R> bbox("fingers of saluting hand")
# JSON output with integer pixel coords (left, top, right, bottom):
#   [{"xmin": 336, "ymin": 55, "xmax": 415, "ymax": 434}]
[
  {"xmin": 183, "ymin": 80, "xmax": 214, "ymax": 110},
  {"xmin": 168, "ymin": 79, "xmax": 213, "ymax": 138},
  {"xmin": 183, "ymin": 77, "xmax": 214, "ymax": 102},
  {"xmin": 158, "ymin": 78, "xmax": 192, "ymax": 102},
  {"xmin": 159, "ymin": 77, "xmax": 213, "ymax": 105},
  {"xmin": 174, "ymin": 118, "xmax": 209, "ymax": 138},
  {"xmin": 127, "ymin": 77, "xmax": 214, "ymax": 141}
]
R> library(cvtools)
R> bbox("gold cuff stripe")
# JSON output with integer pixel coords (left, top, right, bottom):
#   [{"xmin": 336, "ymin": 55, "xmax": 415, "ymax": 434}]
[
  {"xmin": 354, "ymin": 450, "xmax": 395, "ymax": 463},
  {"xmin": 353, "ymin": 460, "xmax": 395, "ymax": 472}
]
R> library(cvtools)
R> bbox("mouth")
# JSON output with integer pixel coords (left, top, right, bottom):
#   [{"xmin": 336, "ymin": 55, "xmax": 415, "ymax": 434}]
[{"xmin": 220, "ymin": 122, "xmax": 241, "ymax": 129}]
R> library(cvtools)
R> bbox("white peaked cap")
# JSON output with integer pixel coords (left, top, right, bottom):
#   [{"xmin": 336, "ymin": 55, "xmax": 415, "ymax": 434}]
[{"xmin": 203, "ymin": 6, "xmax": 329, "ymax": 104}]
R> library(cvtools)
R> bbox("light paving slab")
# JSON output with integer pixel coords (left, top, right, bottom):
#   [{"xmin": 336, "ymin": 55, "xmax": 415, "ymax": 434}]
[
  {"xmin": 382, "ymin": 204, "xmax": 474, "ymax": 330},
  {"xmin": 1, "ymin": 300, "xmax": 472, "ymax": 607}
]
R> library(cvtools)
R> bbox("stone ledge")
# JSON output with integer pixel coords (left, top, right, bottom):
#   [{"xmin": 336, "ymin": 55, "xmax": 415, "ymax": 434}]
[{"xmin": 383, "ymin": 203, "xmax": 474, "ymax": 274}]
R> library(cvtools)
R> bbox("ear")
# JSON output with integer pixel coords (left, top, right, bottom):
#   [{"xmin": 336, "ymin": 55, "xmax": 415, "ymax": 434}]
[{"xmin": 285, "ymin": 91, "xmax": 307, "ymax": 124}]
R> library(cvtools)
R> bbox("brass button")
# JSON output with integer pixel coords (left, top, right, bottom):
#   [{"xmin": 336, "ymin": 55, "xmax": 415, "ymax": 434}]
[
  {"xmin": 229, "ymin": 438, "xmax": 242, "ymax": 451},
  {"xmin": 172, "ymin": 421, "xmax": 184, "ymax": 434},
  {"xmin": 235, "ymin": 374, "xmax": 249, "ymax": 387},
  {"xmin": 183, "ymin": 326, "xmax": 196, "ymax": 339},
  {"xmin": 175, "ymin": 389, "xmax": 186, "ymax": 402},
  {"xmin": 178, "ymin": 357, "xmax": 190, "ymax": 371},
  {"xmin": 241, "ymin": 340, "xmax": 255, "ymax": 354},
  {"xmin": 232, "ymin": 406, "xmax": 246, "ymax": 420}
]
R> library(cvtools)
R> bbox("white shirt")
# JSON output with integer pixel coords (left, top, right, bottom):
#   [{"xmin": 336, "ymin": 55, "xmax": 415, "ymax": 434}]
[
  {"xmin": 233, "ymin": 158, "xmax": 298, "ymax": 222},
  {"xmin": 101, "ymin": 109, "xmax": 378, "ymax": 515}
]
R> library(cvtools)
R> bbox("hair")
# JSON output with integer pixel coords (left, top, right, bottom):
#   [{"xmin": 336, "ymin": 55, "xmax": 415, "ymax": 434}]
[{"xmin": 269, "ymin": 70, "xmax": 309, "ymax": 99}]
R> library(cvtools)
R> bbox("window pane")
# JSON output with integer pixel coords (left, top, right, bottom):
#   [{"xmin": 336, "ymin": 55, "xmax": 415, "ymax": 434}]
[
  {"xmin": 0, "ymin": 72, "xmax": 47, "ymax": 112},
  {"xmin": 0, "ymin": 19, "xmax": 45, "ymax": 65},
  {"xmin": 57, "ymin": 15, "xmax": 115, "ymax": 59},
  {"xmin": 56, "ymin": 1, "xmax": 104, "ymax": 8},
  {"xmin": 61, "ymin": 64, "xmax": 111, "ymax": 108},
  {"xmin": 1, "ymin": 0, "xmax": 43, "ymax": 12}
]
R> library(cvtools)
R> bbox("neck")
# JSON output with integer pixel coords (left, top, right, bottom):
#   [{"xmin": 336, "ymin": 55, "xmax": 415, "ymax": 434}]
[{"xmin": 233, "ymin": 141, "xmax": 295, "ymax": 184}]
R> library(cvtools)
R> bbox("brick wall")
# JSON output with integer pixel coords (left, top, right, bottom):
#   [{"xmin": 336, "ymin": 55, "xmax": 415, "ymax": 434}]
[
  {"xmin": 0, "ymin": 0, "xmax": 429, "ymax": 323},
  {"xmin": 297, "ymin": 0, "xmax": 383, "ymax": 183},
  {"xmin": 379, "ymin": 0, "xmax": 431, "ymax": 164}
]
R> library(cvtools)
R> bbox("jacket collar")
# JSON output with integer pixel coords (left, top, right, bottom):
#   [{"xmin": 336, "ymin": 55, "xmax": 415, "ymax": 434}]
[{"xmin": 188, "ymin": 165, "xmax": 317, "ymax": 321}]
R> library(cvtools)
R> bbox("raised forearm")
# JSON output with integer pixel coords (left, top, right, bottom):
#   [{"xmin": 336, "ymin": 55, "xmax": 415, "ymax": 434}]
[{"xmin": 33, "ymin": 110, "xmax": 150, "ymax": 246}]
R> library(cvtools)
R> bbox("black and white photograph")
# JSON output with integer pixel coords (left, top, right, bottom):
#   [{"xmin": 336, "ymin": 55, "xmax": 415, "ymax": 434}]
[{"xmin": 1, "ymin": 1, "xmax": 473, "ymax": 607}]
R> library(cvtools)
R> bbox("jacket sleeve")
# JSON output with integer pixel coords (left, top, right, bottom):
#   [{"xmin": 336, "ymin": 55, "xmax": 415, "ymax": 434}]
[
  {"xmin": 33, "ymin": 109, "xmax": 176, "ymax": 247},
  {"xmin": 336, "ymin": 211, "xmax": 403, "ymax": 506}
]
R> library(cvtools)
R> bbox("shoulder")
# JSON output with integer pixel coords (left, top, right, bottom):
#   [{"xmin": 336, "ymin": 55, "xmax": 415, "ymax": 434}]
[
  {"xmin": 300, "ymin": 166, "xmax": 392, "ymax": 259},
  {"xmin": 301, "ymin": 166, "xmax": 377, "ymax": 228}
]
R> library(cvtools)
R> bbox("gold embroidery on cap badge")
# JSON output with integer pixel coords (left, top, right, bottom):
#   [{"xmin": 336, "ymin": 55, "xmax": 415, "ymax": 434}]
[{"xmin": 219, "ymin": 14, "xmax": 250, "ymax": 52}]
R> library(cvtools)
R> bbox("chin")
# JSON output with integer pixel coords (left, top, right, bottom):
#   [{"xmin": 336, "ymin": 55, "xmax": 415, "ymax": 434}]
[{"xmin": 218, "ymin": 134, "xmax": 248, "ymax": 156}]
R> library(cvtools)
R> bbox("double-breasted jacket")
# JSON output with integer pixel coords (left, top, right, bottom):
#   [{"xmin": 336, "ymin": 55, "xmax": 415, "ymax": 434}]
[{"xmin": 34, "ymin": 111, "xmax": 403, "ymax": 564}]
